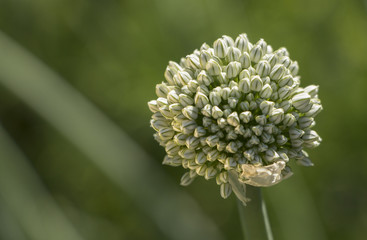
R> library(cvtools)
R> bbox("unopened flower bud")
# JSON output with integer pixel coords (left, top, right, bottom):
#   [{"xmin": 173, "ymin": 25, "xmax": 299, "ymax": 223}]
[
  {"xmin": 250, "ymin": 76, "xmax": 263, "ymax": 92},
  {"xmin": 259, "ymin": 83, "xmax": 273, "ymax": 98},
  {"xmin": 250, "ymin": 45, "xmax": 263, "ymax": 63},
  {"xmin": 213, "ymin": 38, "xmax": 228, "ymax": 58},
  {"xmin": 227, "ymin": 47, "xmax": 242, "ymax": 62},
  {"xmin": 206, "ymin": 59, "xmax": 222, "ymax": 76},
  {"xmin": 209, "ymin": 91, "xmax": 222, "ymax": 106},
  {"xmin": 235, "ymin": 34, "xmax": 249, "ymax": 52},
  {"xmin": 270, "ymin": 64, "xmax": 286, "ymax": 80},
  {"xmin": 239, "ymin": 52, "xmax": 251, "ymax": 68},
  {"xmin": 269, "ymin": 108, "xmax": 284, "ymax": 124},
  {"xmin": 256, "ymin": 60, "xmax": 271, "ymax": 77},
  {"xmin": 240, "ymin": 111, "xmax": 252, "ymax": 123}
]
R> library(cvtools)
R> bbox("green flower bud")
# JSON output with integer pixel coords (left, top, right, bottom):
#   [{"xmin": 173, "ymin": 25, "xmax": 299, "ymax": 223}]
[
  {"xmin": 259, "ymin": 83, "xmax": 273, "ymax": 98},
  {"xmin": 206, "ymin": 59, "xmax": 222, "ymax": 76},
  {"xmin": 289, "ymin": 128, "xmax": 304, "ymax": 139},
  {"xmin": 194, "ymin": 92, "xmax": 209, "ymax": 108},
  {"xmin": 227, "ymin": 112, "xmax": 240, "ymax": 127},
  {"xmin": 255, "ymin": 115, "xmax": 267, "ymax": 125},
  {"xmin": 250, "ymin": 45, "xmax": 263, "ymax": 63},
  {"xmin": 250, "ymin": 76, "xmax": 263, "ymax": 92},
  {"xmin": 256, "ymin": 60, "xmax": 271, "ymax": 77},
  {"xmin": 180, "ymin": 172, "xmax": 196, "ymax": 186},
  {"xmin": 186, "ymin": 54, "xmax": 201, "ymax": 69},
  {"xmin": 179, "ymin": 148, "xmax": 196, "ymax": 159},
  {"xmin": 169, "ymin": 103, "xmax": 183, "ymax": 115},
  {"xmin": 148, "ymin": 100, "xmax": 160, "ymax": 113},
  {"xmin": 298, "ymin": 116, "xmax": 314, "ymax": 129},
  {"xmin": 235, "ymin": 33, "xmax": 249, "ymax": 52},
  {"xmin": 252, "ymin": 125, "xmax": 263, "ymax": 136},
  {"xmin": 222, "ymin": 35, "xmax": 234, "ymax": 47},
  {"xmin": 181, "ymin": 120, "xmax": 197, "ymax": 134},
  {"xmin": 283, "ymin": 113, "xmax": 296, "ymax": 127},
  {"xmin": 239, "ymin": 111, "xmax": 252, "ymax": 123},
  {"xmin": 205, "ymin": 166, "xmax": 218, "ymax": 179},
  {"xmin": 239, "ymin": 52, "xmax": 251, "ymax": 69},
  {"xmin": 186, "ymin": 136, "xmax": 200, "ymax": 149},
  {"xmin": 292, "ymin": 93, "xmax": 312, "ymax": 112},
  {"xmin": 289, "ymin": 61, "xmax": 299, "ymax": 76},
  {"xmin": 167, "ymin": 90, "xmax": 179, "ymax": 104},
  {"xmin": 179, "ymin": 94, "xmax": 194, "ymax": 107},
  {"xmin": 209, "ymin": 91, "xmax": 222, "ymax": 106},
  {"xmin": 211, "ymin": 106, "xmax": 224, "ymax": 119},
  {"xmin": 220, "ymin": 87, "xmax": 231, "ymax": 100},
  {"xmin": 279, "ymin": 56, "xmax": 291, "ymax": 68},
  {"xmin": 270, "ymin": 64, "xmax": 286, "ymax": 80},
  {"xmin": 277, "ymin": 135, "xmax": 288, "ymax": 145},
  {"xmin": 195, "ymin": 152, "xmax": 207, "ymax": 165},
  {"xmin": 213, "ymin": 38, "xmax": 228, "ymax": 58},
  {"xmin": 227, "ymin": 47, "xmax": 242, "ymax": 62},
  {"xmin": 226, "ymin": 61, "xmax": 242, "ymax": 79},
  {"xmin": 278, "ymin": 75, "xmax": 294, "ymax": 87},
  {"xmin": 165, "ymin": 141, "xmax": 181, "ymax": 155},
  {"xmin": 259, "ymin": 100, "xmax": 275, "ymax": 115},
  {"xmin": 194, "ymin": 126, "xmax": 206, "ymax": 138},
  {"xmin": 199, "ymin": 50, "xmax": 212, "ymax": 68},
  {"xmin": 182, "ymin": 105, "xmax": 199, "ymax": 120},
  {"xmin": 305, "ymin": 104, "xmax": 322, "ymax": 117},
  {"xmin": 239, "ymin": 69, "xmax": 251, "ymax": 79},
  {"xmin": 269, "ymin": 108, "xmax": 284, "ymax": 124}
]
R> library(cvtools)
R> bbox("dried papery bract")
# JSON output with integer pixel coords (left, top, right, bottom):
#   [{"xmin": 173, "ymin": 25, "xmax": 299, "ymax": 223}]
[{"xmin": 148, "ymin": 33, "xmax": 322, "ymax": 204}]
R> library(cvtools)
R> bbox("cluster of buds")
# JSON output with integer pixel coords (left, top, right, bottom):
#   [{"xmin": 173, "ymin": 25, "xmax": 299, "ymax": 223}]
[{"xmin": 148, "ymin": 33, "xmax": 322, "ymax": 201}]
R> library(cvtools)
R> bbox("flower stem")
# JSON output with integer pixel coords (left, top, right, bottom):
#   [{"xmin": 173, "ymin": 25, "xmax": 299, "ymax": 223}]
[{"xmin": 237, "ymin": 186, "xmax": 274, "ymax": 240}]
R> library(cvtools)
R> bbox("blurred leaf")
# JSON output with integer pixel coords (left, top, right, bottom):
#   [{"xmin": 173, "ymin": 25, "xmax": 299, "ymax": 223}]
[
  {"xmin": 0, "ymin": 31, "xmax": 225, "ymax": 240},
  {"xmin": 0, "ymin": 125, "xmax": 85, "ymax": 240}
]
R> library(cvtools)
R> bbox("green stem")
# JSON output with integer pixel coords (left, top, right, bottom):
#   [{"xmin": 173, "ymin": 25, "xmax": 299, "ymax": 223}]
[{"xmin": 237, "ymin": 186, "xmax": 274, "ymax": 240}]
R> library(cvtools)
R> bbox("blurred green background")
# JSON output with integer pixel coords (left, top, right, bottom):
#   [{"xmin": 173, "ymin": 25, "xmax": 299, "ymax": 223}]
[{"xmin": 0, "ymin": 0, "xmax": 366, "ymax": 239}]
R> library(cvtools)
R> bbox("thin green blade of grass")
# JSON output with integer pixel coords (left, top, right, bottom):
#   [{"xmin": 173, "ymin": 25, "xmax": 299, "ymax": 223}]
[
  {"xmin": 0, "ymin": 31, "xmax": 225, "ymax": 240},
  {"xmin": 0, "ymin": 125, "xmax": 85, "ymax": 240}
]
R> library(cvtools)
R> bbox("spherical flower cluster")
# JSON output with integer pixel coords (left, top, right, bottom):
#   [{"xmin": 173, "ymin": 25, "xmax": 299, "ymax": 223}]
[{"xmin": 148, "ymin": 33, "xmax": 322, "ymax": 200}]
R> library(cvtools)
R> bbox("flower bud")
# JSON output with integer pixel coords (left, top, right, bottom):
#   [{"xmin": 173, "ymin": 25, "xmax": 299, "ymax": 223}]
[
  {"xmin": 186, "ymin": 136, "xmax": 200, "ymax": 149},
  {"xmin": 250, "ymin": 45, "xmax": 263, "ymax": 63},
  {"xmin": 269, "ymin": 108, "xmax": 284, "ymax": 124},
  {"xmin": 228, "ymin": 97, "xmax": 238, "ymax": 109},
  {"xmin": 279, "ymin": 56, "xmax": 291, "ymax": 68},
  {"xmin": 207, "ymin": 149, "xmax": 220, "ymax": 161},
  {"xmin": 179, "ymin": 148, "xmax": 196, "ymax": 159},
  {"xmin": 304, "ymin": 85, "xmax": 319, "ymax": 98},
  {"xmin": 209, "ymin": 91, "xmax": 222, "ymax": 106},
  {"xmin": 176, "ymin": 71, "xmax": 191, "ymax": 85},
  {"xmin": 250, "ymin": 76, "xmax": 263, "ymax": 92},
  {"xmin": 278, "ymin": 74, "xmax": 294, "ymax": 87},
  {"xmin": 289, "ymin": 61, "xmax": 299, "ymax": 76},
  {"xmin": 148, "ymin": 100, "xmax": 160, "ymax": 113},
  {"xmin": 255, "ymin": 115, "xmax": 267, "ymax": 125},
  {"xmin": 277, "ymin": 135, "xmax": 288, "ymax": 145},
  {"xmin": 289, "ymin": 128, "xmax": 304, "ymax": 139},
  {"xmin": 239, "ymin": 52, "xmax": 251, "ymax": 68},
  {"xmin": 270, "ymin": 64, "xmax": 286, "ymax": 80},
  {"xmin": 213, "ymin": 38, "xmax": 228, "ymax": 58},
  {"xmin": 194, "ymin": 126, "xmax": 206, "ymax": 138},
  {"xmin": 239, "ymin": 69, "xmax": 251, "ymax": 79},
  {"xmin": 305, "ymin": 104, "xmax": 322, "ymax": 117},
  {"xmin": 199, "ymin": 50, "xmax": 212, "ymax": 68},
  {"xmin": 220, "ymin": 87, "xmax": 231, "ymax": 100},
  {"xmin": 252, "ymin": 125, "xmax": 263, "ymax": 136},
  {"xmin": 227, "ymin": 47, "xmax": 242, "ymax": 62},
  {"xmin": 212, "ymin": 106, "xmax": 224, "ymax": 119},
  {"xmin": 179, "ymin": 94, "xmax": 194, "ymax": 107},
  {"xmin": 302, "ymin": 130, "xmax": 320, "ymax": 142},
  {"xmin": 222, "ymin": 35, "xmax": 234, "ymax": 47},
  {"xmin": 235, "ymin": 34, "xmax": 249, "ymax": 52},
  {"xmin": 205, "ymin": 166, "xmax": 218, "ymax": 179},
  {"xmin": 206, "ymin": 59, "xmax": 222, "ymax": 76},
  {"xmin": 256, "ymin": 60, "xmax": 271, "ymax": 77},
  {"xmin": 278, "ymin": 86, "xmax": 292, "ymax": 100},
  {"xmin": 259, "ymin": 83, "xmax": 273, "ymax": 98},
  {"xmin": 169, "ymin": 103, "xmax": 183, "ymax": 115},
  {"xmin": 264, "ymin": 149, "xmax": 280, "ymax": 162},
  {"xmin": 201, "ymin": 104, "xmax": 212, "ymax": 117},
  {"xmin": 165, "ymin": 141, "xmax": 181, "ymax": 155},
  {"xmin": 226, "ymin": 141, "xmax": 238, "ymax": 153},
  {"xmin": 194, "ymin": 92, "xmax": 209, "ymax": 108},
  {"xmin": 181, "ymin": 120, "xmax": 197, "ymax": 134},
  {"xmin": 260, "ymin": 100, "xmax": 274, "ymax": 115},
  {"xmin": 195, "ymin": 152, "xmax": 207, "ymax": 165},
  {"xmin": 162, "ymin": 155, "xmax": 182, "ymax": 167},
  {"xmin": 206, "ymin": 135, "xmax": 220, "ymax": 147},
  {"xmin": 239, "ymin": 78, "xmax": 251, "ymax": 93},
  {"xmin": 180, "ymin": 172, "xmax": 196, "ymax": 186},
  {"xmin": 224, "ymin": 157, "xmax": 237, "ymax": 170},
  {"xmin": 239, "ymin": 111, "xmax": 252, "ymax": 123},
  {"xmin": 196, "ymin": 164, "xmax": 207, "ymax": 176},
  {"xmin": 283, "ymin": 113, "xmax": 296, "ymax": 127},
  {"xmin": 239, "ymin": 101, "xmax": 250, "ymax": 111},
  {"xmin": 167, "ymin": 90, "xmax": 179, "ymax": 104},
  {"xmin": 298, "ymin": 116, "xmax": 314, "ymax": 129},
  {"xmin": 292, "ymin": 93, "xmax": 311, "ymax": 112},
  {"xmin": 227, "ymin": 112, "xmax": 240, "ymax": 127},
  {"xmin": 226, "ymin": 61, "xmax": 242, "ymax": 78}
]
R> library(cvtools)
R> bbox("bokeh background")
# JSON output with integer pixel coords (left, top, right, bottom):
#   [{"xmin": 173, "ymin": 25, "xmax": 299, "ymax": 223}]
[{"xmin": 0, "ymin": 0, "xmax": 366, "ymax": 239}]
